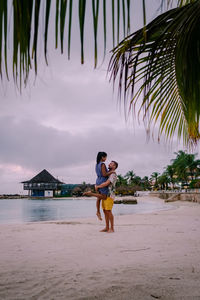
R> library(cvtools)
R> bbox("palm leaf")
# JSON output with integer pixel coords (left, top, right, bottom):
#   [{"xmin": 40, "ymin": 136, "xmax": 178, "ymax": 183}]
[
  {"xmin": 60, "ymin": 0, "xmax": 68, "ymax": 53},
  {"xmin": 68, "ymin": 0, "xmax": 73, "ymax": 59},
  {"xmin": 32, "ymin": 0, "xmax": 41, "ymax": 75},
  {"xmin": 109, "ymin": 1, "xmax": 200, "ymax": 145},
  {"xmin": 0, "ymin": 0, "xmax": 3, "ymax": 79},
  {"xmin": 3, "ymin": 0, "xmax": 8, "ymax": 79},
  {"xmin": 55, "ymin": 0, "xmax": 60, "ymax": 49},
  {"xmin": 44, "ymin": 0, "xmax": 51, "ymax": 65},
  {"xmin": 117, "ymin": 0, "xmax": 120, "ymax": 44},
  {"xmin": 112, "ymin": 0, "xmax": 115, "ymax": 47},
  {"xmin": 0, "ymin": 0, "xmax": 133, "ymax": 89},
  {"xmin": 79, "ymin": 0, "xmax": 86, "ymax": 64},
  {"xmin": 92, "ymin": 0, "xmax": 99, "ymax": 67},
  {"xmin": 103, "ymin": 0, "xmax": 106, "ymax": 59},
  {"xmin": 0, "ymin": 0, "xmax": 195, "ymax": 100},
  {"xmin": 13, "ymin": 0, "xmax": 33, "ymax": 89}
]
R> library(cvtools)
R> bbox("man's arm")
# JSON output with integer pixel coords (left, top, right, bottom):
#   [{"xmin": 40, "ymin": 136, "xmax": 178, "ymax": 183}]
[{"xmin": 96, "ymin": 179, "xmax": 111, "ymax": 189}]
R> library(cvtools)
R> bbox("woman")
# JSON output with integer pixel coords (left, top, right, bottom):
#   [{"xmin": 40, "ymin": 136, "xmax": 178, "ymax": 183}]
[{"xmin": 84, "ymin": 151, "xmax": 114, "ymax": 220}]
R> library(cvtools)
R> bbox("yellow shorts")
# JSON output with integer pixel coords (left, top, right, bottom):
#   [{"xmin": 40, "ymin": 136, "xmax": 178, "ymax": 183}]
[{"xmin": 102, "ymin": 197, "xmax": 114, "ymax": 211}]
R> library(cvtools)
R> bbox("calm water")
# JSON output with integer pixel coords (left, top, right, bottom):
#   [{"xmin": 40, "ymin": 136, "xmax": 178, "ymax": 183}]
[{"xmin": 0, "ymin": 197, "xmax": 172, "ymax": 224}]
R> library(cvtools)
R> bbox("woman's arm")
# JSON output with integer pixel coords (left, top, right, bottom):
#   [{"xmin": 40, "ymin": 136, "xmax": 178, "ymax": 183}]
[{"xmin": 101, "ymin": 163, "xmax": 114, "ymax": 177}]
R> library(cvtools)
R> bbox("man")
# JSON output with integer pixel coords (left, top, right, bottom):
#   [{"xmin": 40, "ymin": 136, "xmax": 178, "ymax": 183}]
[{"xmin": 95, "ymin": 160, "xmax": 118, "ymax": 233}]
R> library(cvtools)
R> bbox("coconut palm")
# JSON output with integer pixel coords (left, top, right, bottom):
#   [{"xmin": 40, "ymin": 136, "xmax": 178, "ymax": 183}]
[
  {"xmin": 165, "ymin": 164, "xmax": 176, "ymax": 189},
  {"xmin": 141, "ymin": 176, "xmax": 151, "ymax": 190},
  {"xmin": 109, "ymin": 0, "xmax": 200, "ymax": 145},
  {"xmin": 157, "ymin": 173, "xmax": 170, "ymax": 190},
  {"xmin": 116, "ymin": 174, "xmax": 127, "ymax": 187},
  {"xmin": 150, "ymin": 172, "xmax": 160, "ymax": 189},
  {"xmin": 171, "ymin": 151, "xmax": 188, "ymax": 181},
  {"xmin": 132, "ymin": 175, "xmax": 142, "ymax": 186},
  {"xmin": 124, "ymin": 170, "xmax": 136, "ymax": 185},
  {"xmin": 172, "ymin": 150, "xmax": 195, "ymax": 185},
  {"xmin": 186, "ymin": 154, "xmax": 200, "ymax": 180},
  {"xmin": 0, "ymin": 0, "xmax": 199, "ymax": 144}
]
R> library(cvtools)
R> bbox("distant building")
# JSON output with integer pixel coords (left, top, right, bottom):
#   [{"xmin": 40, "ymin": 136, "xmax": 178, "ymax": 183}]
[{"xmin": 21, "ymin": 169, "xmax": 64, "ymax": 197}]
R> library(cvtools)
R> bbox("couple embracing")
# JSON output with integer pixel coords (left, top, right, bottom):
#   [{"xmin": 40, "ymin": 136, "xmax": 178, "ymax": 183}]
[{"xmin": 85, "ymin": 152, "xmax": 118, "ymax": 233}]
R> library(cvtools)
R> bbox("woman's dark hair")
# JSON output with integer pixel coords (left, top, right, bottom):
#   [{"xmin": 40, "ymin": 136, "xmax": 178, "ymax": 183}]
[{"xmin": 96, "ymin": 152, "xmax": 107, "ymax": 164}]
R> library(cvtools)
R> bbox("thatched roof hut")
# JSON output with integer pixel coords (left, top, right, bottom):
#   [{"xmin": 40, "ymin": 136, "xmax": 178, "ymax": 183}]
[{"xmin": 22, "ymin": 169, "xmax": 64, "ymax": 197}]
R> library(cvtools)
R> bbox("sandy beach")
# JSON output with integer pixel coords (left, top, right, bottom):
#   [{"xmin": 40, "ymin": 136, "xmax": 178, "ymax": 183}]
[{"xmin": 0, "ymin": 196, "xmax": 200, "ymax": 300}]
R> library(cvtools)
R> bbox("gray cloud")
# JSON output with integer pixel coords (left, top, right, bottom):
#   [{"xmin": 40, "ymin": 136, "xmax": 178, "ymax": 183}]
[
  {"xmin": 0, "ymin": 113, "xmax": 189, "ymax": 190},
  {"xmin": 0, "ymin": 56, "xmax": 198, "ymax": 194},
  {"xmin": 0, "ymin": 0, "xmax": 199, "ymax": 194}
]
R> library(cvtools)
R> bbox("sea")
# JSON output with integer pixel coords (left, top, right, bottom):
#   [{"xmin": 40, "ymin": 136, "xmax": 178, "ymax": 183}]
[{"xmin": 0, "ymin": 195, "xmax": 173, "ymax": 224}]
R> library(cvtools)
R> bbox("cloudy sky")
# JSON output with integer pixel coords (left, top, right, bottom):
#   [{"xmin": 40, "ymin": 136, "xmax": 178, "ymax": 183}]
[{"xmin": 0, "ymin": 1, "xmax": 199, "ymax": 194}]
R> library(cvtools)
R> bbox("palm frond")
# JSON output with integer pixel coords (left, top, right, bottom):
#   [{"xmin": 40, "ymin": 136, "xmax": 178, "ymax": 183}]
[
  {"xmin": 44, "ymin": 0, "xmax": 51, "ymax": 64},
  {"xmin": 13, "ymin": 0, "xmax": 34, "ymax": 89},
  {"xmin": 79, "ymin": 0, "xmax": 86, "ymax": 64},
  {"xmin": 92, "ymin": 0, "xmax": 99, "ymax": 67},
  {"xmin": 108, "ymin": 1, "xmax": 200, "ymax": 145},
  {"xmin": 60, "ymin": 0, "xmax": 68, "ymax": 54},
  {"xmin": 0, "ymin": 0, "xmax": 132, "ymax": 89},
  {"xmin": 164, "ymin": 0, "xmax": 195, "ymax": 8},
  {"xmin": 32, "ymin": 0, "xmax": 41, "ymax": 75},
  {"xmin": 68, "ymin": 0, "xmax": 73, "ymax": 59}
]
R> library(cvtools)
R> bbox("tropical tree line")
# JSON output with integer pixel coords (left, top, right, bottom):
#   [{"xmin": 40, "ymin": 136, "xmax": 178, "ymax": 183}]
[
  {"xmin": 115, "ymin": 151, "xmax": 200, "ymax": 195},
  {"xmin": 56, "ymin": 150, "xmax": 200, "ymax": 197}
]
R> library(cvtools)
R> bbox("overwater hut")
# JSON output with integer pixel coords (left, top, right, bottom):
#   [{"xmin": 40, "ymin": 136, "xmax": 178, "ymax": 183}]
[{"xmin": 21, "ymin": 169, "xmax": 64, "ymax": 197}]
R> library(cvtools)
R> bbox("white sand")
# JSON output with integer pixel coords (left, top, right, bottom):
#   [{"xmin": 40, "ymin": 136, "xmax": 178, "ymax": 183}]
[{"xmin": 0, "ymin": 196, "xmax": 200, "ymax": 300}]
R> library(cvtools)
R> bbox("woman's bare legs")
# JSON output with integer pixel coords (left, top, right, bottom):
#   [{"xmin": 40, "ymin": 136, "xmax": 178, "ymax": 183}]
[
  {"xmin": 83, "ymin": 191, "xmax": 107, "ymax": 220},
  {"xmin": 96, "ymin": 196, "xmax": 102, "ymax": 220},
  {"xmin": 96, "ymin": 193, "xmax": 107, "ymax": 220}
]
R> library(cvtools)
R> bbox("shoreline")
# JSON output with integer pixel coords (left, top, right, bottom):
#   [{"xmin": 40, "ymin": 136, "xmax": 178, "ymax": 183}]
[
  {"xmin": 1, "ymin": 198, "xmax": 200, "ymax": 299},
  {"xmin": 0, "ymin": 196, "xmax": 176, "ymax": 226}
]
